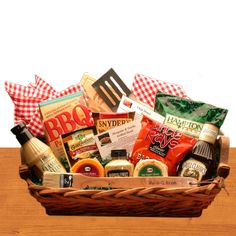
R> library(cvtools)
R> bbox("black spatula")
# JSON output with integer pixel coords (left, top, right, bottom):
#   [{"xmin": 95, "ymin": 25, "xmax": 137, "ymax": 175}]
[{"xmin": 92, "ymin": 68, "xmax": 131, "ymax": 111}]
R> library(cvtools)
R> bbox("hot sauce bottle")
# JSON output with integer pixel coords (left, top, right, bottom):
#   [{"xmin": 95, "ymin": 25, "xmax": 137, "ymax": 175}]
[
  {"xmin": 11, "ymin": 123, "xmax": 66, "ymax": 180},
  {"xmin": 178, "ymin": 124, "xmax": 219, "ymax": 181}
]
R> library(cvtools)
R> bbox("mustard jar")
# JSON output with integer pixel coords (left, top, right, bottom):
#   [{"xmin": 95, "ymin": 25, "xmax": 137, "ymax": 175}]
[{"xmin": 105, "ymin": 149, "xmax": 134, "ymax": 177}]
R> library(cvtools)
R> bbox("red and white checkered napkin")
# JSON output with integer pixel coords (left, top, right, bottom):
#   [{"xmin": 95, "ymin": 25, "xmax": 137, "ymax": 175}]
[
  {"xmin": 132, "ymin": 73, "xmax": 188, "ymax": 108},
  {"xmin": 5, "ymin": 75, "xmax": 82, "ymax": 137}
]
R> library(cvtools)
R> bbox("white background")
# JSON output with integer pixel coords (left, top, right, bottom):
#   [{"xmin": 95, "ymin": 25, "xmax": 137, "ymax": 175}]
[{"xmin": 0, "ymin": 0, "xmax": 235, "ymax": 147}]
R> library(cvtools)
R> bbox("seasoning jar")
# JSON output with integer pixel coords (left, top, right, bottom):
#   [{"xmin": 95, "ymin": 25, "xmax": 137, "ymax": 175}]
[{"xmin": 105, "ymin": 149, "xmax": 134, "ymax": 177}]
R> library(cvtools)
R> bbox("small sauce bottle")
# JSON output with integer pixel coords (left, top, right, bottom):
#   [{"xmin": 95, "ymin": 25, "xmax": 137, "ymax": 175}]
[
  {"xmin": 178, "ymin": 124, "xmax": 218, "ymax": 181},
  {"xmin": 105, "ymin": 149, "xmax": 134, "ymax": 177},
  {"xmin": 11, "ymin": 123, "xmax": 66, "ymax": 179}
]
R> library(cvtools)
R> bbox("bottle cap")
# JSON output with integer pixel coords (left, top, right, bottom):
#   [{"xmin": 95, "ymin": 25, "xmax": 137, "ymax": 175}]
[
  {"xmin": 192, "ymin": 140, "xmax": 213, "ymax": 160},
  {"xmin": 199, "ymin": 123, "xmax": 219, "ymax": 144},
  {"xmin": 11, "ymin": 123, "xmax": 33, "ymax": 145},
  {"xmin": 11, "ymin": 122, "xmax": 26, "ymax": 135},
  {"xmin": 111, "ymin": 149, "xmax": 127, "ymax": 159}
]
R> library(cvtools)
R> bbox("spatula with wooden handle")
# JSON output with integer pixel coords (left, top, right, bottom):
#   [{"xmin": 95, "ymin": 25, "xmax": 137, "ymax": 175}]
[
  {"xmin": 92, "ymin": 68, "xmax": 131, "ymax": 111},
  {"xmin": 43, "ymin": 171, "xmax": 197, "ymax": 189}
]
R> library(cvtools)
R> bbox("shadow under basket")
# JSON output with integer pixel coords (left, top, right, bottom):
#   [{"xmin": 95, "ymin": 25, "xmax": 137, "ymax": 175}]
[{"xmin": 19, "ymin": 136, "xmax": 230, "ymax": 217}]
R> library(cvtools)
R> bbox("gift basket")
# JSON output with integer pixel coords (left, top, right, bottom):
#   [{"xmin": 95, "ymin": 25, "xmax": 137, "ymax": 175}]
[{"xmin": 6, "ymin": 68, "xmax": 230, "ymax": 217}]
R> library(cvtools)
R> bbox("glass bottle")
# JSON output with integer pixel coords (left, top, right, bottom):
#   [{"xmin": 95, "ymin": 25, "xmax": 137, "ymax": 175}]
[
  {"xmin": 105, "ymin": 149, "xmax": 134, "ymax": 177},
  {"xmin": 178, "ymin": 124, "xmax": 218, "ymax": 181},
  {"xmin": 11, "ymin": 123, "xmax": 66, "ymax": 179}
]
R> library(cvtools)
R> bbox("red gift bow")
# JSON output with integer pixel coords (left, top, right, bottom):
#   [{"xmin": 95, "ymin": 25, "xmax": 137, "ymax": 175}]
[
  {"xmin": 5, "ymin": 75, "xmax": 82, "ymax": 137},
  {"xmin": 132, "ymin": 73, "xmax": 188, "ymax": 108}
]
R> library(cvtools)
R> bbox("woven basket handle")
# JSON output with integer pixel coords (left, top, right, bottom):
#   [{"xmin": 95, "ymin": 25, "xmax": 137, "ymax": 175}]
[{"xmin": 217, "ymin": 135, "xmax": 230, "ymax": 179}]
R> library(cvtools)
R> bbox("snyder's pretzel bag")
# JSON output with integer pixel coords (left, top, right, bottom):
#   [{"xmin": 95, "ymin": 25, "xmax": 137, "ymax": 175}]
[
  {"xmin": 130, "ymin": 116, "xmax": 197, "ymax": 176},
  {"xmin": 154, "ymin": 92, "xmax": 228, "ymax": 138},
  {"xmin": 92, "ymin": 112, "xmax": 135, "ymax": 133}
]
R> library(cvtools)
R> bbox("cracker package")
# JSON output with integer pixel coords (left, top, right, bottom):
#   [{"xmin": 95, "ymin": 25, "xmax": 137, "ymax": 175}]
[
  {"xmin": 92, "ymin": 112, "xmax": 135, "ymax": 133},
  {"xmin": 39, "ymin": 92, "xmax": 94, "ymax": 170},
  {"xmin": 61, "ymin": 126, "xmax": 101, "ymax": 170}
]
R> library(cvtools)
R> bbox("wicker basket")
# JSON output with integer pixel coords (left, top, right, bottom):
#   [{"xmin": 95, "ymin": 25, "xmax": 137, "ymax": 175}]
[{"xmin": 19, "ymin": 136, "xmax": 230, "ymax": 217}]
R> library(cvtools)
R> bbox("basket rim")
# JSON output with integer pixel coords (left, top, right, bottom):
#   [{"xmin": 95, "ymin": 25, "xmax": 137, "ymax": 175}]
[
  {"xmin": 20, "ymin": 164, "xmax": 225, "ymax": 198},
  {"xmin": 19, "ymin": 135, "xmax": 230, "ymax": 202}
]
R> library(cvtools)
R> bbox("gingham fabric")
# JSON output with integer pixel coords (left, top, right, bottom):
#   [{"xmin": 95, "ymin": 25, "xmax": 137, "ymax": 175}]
[
  {"xmin": 5, "ymin": 75, "xmax": 82, "ymax": 137},
  {"xmin": 132, "ymin": 73, "xmax": 188, "ymax": 108}
]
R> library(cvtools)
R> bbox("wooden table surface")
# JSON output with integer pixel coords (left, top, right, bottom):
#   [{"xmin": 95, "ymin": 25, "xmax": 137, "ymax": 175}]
[{"xmin": 0, "ymin": 148, "xmax": 235, "ymax": 236}]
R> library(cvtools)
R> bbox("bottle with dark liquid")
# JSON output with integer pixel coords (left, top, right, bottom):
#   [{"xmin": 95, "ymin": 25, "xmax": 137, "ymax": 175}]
[{"xmin": 178, "ymin": 124, "xmax": 218, "ymax": 181}]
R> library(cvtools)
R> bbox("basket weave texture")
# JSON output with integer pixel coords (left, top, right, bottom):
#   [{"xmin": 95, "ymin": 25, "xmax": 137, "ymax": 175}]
[
  {"xmin": 19, "ymin": 136, "xmax": 229, "ymax": 217},
  {"xmin": 21, "ymin": 174, "xmax": 223, "ymax": 217}
]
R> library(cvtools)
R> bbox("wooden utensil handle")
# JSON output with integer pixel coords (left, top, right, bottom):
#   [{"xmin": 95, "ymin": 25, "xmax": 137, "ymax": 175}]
[
  {"xmin": 217, "ymin": 135, "xmax": 230, "ymax": 178},
  {"xmin": 73, "ymin": 174, "xmax": 197, "ymax": 189}
]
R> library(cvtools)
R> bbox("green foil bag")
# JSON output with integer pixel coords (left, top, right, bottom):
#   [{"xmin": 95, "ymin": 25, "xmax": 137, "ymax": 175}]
[{"xmin": 154, "ymin": 92, "xmax": 228, "ymax": 138}]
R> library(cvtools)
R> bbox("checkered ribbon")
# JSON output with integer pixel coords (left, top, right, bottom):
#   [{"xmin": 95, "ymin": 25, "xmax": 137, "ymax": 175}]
[
  {"xmin": 132, "ymin": 73, "xmax": 188, "ymax": 108},
  {"xmin": 5, "ymin": 75, "xmax": 82, "ymax": 137}
]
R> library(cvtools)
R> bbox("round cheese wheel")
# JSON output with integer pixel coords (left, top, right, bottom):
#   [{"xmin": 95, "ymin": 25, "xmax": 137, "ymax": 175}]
[
  {"xmin": 71, "ymin": 158, "xmax": 104, "ymax": 177},
  {"xmin": 133, "ymin": 159, "xmax": 168, "ymax": 177}
]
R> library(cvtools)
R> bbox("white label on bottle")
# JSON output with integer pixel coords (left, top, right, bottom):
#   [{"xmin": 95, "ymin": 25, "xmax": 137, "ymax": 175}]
[
  {"xmin": 199, "ymin": 124, "xmax": 218, "ymax": 144},
  {"xmin": 39, "ymin": 155, "xmax": 64, "ymax": 172},
  {"xmin": 180, "ymin": 158, "xmax": 207, "ymax": 181}
]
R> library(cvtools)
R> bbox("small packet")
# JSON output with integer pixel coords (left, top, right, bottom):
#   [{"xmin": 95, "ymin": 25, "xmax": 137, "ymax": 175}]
[
  {"xmin": 61, "ymin": 126, "xmax": 101, "ymax": 170},
  {"xmin": 92, "ymin": 112, "xmax": 135, "ymax": 133},
  {"xmin": 130, "ymin": 116, "xmax": 197, "ymax": 176},
  {"xmin": 154, "ymin": 92, "xmax": 228, "ymax": 138}
]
